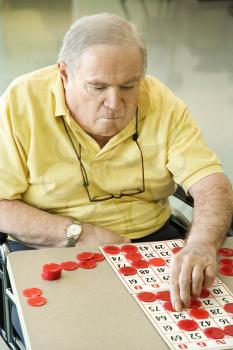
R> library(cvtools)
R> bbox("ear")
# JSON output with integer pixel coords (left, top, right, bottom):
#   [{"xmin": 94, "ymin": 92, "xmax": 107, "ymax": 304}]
[{"xmin": 57, "ymin": 61, "xmax": 69, "ymax": 88}]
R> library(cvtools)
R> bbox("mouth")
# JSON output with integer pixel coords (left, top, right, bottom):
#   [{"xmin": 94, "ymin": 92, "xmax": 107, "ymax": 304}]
[{"xmin": 103, "ymin": 117, "xmax": 121, "ymax": 119}]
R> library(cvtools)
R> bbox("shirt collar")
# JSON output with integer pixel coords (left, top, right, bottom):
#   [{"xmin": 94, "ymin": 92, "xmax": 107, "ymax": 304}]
[
  {"xmin": 50, "ymin": 67, "xmax": 70, "ymax": 118},
  {"xmin": 138, "ymin": 77, "xmax": 151, "ymax": 117}
]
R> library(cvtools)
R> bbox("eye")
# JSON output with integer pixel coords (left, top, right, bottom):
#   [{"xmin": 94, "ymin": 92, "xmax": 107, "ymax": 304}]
[
  {"xmin": 121, "ymin": 82, "xmax": 139, "ymax": 90},
  {"xmin": 94, "ymin": 86, "xmax": 106, "ymax": 90},
  {"xmin": 121, "ymin": 85, "xmax": 135, "ymax": 90},
  {"xmin": 89, "ymin": 84, "xmax": 106, "ymax": 91}
]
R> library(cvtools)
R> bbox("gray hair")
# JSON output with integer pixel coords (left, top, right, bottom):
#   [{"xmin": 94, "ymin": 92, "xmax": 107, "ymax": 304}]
[{"xmin": 58, "ymin": 13, "xmax": 147, "ymax": 74}]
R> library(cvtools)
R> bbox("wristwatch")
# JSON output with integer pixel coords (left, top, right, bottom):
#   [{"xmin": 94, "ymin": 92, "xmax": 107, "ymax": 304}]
[{"xmin": 66, "ymin": 223, "xmax": 82, "ymax": 247}]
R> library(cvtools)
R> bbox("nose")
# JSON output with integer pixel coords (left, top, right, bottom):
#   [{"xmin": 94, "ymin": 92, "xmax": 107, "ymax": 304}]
[{"xmin": 103, "ymin": 88, "xmax": 123, "ymax": 111}]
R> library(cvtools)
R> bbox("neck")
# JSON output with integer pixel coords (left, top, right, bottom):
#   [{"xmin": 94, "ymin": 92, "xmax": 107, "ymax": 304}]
[
  {"xmin": 89, "ymin": 134, "xmax": 112, "ymax": 148},
  {"xmin": 67, "ymin": 109, "xmax": 112, "ymax": 148}
]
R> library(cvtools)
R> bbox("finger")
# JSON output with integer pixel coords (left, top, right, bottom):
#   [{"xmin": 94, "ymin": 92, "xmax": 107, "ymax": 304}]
[
  {"xmin": 191, "ymin": 265, "xmax": 205, "ymax": 297},
  {"xmin": 123, "ymin": 237, "xmax": 131, "ymax": 243},
  {"xmin": 169, "ymin": 259, "xmax": 182, "ymax": 312},
  {"xmin": 203, "ymin": 264, "xmax": 217, "ymax": 288},
  {"xmin": 178, "ymin": 259, "xmax": 193, "ymax": 307}
]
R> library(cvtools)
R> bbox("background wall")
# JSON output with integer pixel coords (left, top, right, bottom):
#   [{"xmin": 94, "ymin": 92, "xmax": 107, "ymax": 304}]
[{"xmin": 0, "ymin": 0, "xmax": 232, "ymax": 184}]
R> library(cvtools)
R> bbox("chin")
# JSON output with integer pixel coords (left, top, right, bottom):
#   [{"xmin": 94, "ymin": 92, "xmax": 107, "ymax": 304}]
[
  {"xmin": 99, "ymin": 130, "xmax": 119, "ymax": 137},
  {"xmin": 100, "ymin": 120, "xmax": 127, "ymax": 133}
]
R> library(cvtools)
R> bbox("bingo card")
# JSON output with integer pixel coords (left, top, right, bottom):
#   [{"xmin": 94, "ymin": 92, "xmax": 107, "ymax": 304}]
[{"xmin": 100, "ymin": 240, "xmax": 233, "ymax": 350}]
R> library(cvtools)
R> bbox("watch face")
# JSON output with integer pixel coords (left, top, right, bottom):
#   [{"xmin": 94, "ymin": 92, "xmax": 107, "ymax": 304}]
[{"xmin": 67, "ymin": 224, "xmax": 82, "ymax": 238}]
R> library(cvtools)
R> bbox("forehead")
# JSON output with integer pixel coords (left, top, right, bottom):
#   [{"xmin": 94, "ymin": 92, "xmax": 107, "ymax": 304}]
[{"xmin": 76, "ymin": 45, "xmax": 143, "ymax": 83}]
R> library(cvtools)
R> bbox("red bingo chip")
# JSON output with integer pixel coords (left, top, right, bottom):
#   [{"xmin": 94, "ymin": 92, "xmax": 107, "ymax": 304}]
[
  {"xmin": 27, "ymin": 296, "xmax": 47, "ymax": 307},
  {"xmin": 42, "ymin": 272, "xmax": 61, "ymax": 281},
  {"xmin": 177, "ymin": 319, "xmax": 198, "ymax": 331},
  {"xmin": 125, "ymin": 252, "xmax": 142, "ymax": 262},
  {"xmin": 131, "ymin": 260, "xmax": 149, "ymax": 269},
  {"xmin": 218, "ymin": 248, "xmax": 233, "ymax": 257},
  {"xmin": 224, "ymin": 303, "xmax": 233, "ymax": 314},
  {"xmin": 171, "ymin": 247, "xmax": 182, "ymax": 254},
  {"xmin": 22, "ymin": 288, "xmax": 42, "ymax": 298},
  {"xmin": 41, "ymin": 273, "xmax": 53, "ymax": 281},
  {"xmin": 219, "ymin": 265, "xmax": 233, "ymax": 276},
  {"xmin": 137, "ymin": 292, "xmax": 157, "ymax": 302},
  {"xmin": 121, "ymin": 245, "xmax": 138, "ymax": 254},
  {"xmin": 163, "ymin": 301, "xmax": 176, "ymax": 312},
  {"xmin": 118, "ymin": 266, "xmax": 137, "ymax": 276},
  {"xmin": 219, "ymin": 259, "xmax": 233, "ymax": 267},
  {"xmin": 189, "ymin": 298, "xmax": 201, "ymax": 309},
  {"xmin": 78, "ymin": 259, "xmax": 97, "ymax": 269},
  {"xmin": 42, "ymin": 263, "xmax": 62, "ymax": 280},
  {"xmin": 103, "ymin": 246, "xmax": 121, "ymax": 255},
  {"xmin": 199, "ymin": 289, "xmax": 210, "ymax": 298},
  {"xmin": 92, "ymin": 253, "xmax": 105, "ymax": 262},
  {"xmin": 224, "ymin": 325, "xmax": 233, "ymax": 336},
  {"xmin": 148, "ymin": 258, "xmax": 166, "ymax": 267},
  {"xmin": 189, "ymin": 308, "xmax": 209, "ymax": 319},
  {"xmin": 156, "ymin": 291, "xmax": 171, "ymax": 301},
  {"xmin": 204, "ymin": 327, "xmax": 225, "ymax": 339},
  {"xmin": 76, "ymin": 252, "xmax": 95, "ymax": 261},
  {"xmin": 61, "ymin": 261, "xmax": 79, "ymax": 270}
]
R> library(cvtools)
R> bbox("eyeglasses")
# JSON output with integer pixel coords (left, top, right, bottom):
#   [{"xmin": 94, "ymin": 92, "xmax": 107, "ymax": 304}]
[{"xmin": 62, "ymin": 109, "xmax": 145, "ymax": 202}]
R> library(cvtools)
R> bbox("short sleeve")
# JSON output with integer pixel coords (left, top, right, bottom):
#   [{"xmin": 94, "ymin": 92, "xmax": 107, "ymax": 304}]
[
  {"xmin": 166, "ymin": 107, "xmax": 223, "ymax": 194},
  {"xmin": 0, "ymin": 93, "xmax": 28, "ymax": 200}
]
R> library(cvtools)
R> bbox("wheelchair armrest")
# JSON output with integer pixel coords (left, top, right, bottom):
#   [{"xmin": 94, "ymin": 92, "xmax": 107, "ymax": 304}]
[
  {"xmin": 173, "ymin": 187, "xmax": 233, "ymax": 237},
  {"xmin": 0, "ymin": 232, "xmax": 7, "ymax": 245},
  {"xmin": 173, "ymin": 185, "xmax": 194, "ymax": 208},
  {"xmin": 0, "ymin": 233, "xmax": 9, "ymax": 266}
]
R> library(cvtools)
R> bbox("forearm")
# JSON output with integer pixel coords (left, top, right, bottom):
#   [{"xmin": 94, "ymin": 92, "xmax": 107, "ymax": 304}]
[
  {"xmin": 0, "ymin": 200, "xmax": 130, "ymax": 249},
  {"xmin": 170, "ymin": 174, "xmax": 232, "ymax": 311},
  {"xmin": 187, "ymin": 173, "xmax": 233, "ymax": 248},
  {"xmin": 0, "ymin": 199, "xmax": 73, "ymax": 248}
]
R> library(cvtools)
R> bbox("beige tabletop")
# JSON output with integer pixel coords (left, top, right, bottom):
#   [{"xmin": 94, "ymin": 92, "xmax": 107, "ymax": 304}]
[{"xmin": 7, "ymin": 237, "xmax": 233, "ymax": 350}]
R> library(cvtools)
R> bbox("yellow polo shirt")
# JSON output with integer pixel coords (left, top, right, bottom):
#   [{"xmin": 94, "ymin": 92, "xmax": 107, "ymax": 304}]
[{"xmin": 0, "ymin": 65, "xmax": 222, "ymax": 239}]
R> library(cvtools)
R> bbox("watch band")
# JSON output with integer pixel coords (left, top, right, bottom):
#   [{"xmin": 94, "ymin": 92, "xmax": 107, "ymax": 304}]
[{"xmin": 66, "ymin": 236, "xmax": 77, "ymax": 247}]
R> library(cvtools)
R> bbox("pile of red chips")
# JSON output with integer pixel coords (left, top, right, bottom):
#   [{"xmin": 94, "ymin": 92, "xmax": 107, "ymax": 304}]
[{"xmin": 42, "ymin": 263, "xmax": 62, "ymax": 280}]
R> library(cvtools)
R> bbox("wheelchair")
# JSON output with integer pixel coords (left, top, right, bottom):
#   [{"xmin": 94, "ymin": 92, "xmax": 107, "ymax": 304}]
[
  {"xmin": 0, "ymin": 186, "xmax": 232, "ymax": 349},
  {"xmin": 0, "ymin": 234, "xmax": 26, "ymax": 349}
]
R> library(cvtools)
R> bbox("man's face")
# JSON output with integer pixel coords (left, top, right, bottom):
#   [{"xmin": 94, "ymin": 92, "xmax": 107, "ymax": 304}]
[{"xmin": 59, "ymin": 45, "xmax": 143, "ymax": 140}]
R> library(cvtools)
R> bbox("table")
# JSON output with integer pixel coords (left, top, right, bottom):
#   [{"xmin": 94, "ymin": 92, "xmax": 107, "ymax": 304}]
[{"xmin": 7, "ymin": 238, "xmax": 233, "ymax": 350}]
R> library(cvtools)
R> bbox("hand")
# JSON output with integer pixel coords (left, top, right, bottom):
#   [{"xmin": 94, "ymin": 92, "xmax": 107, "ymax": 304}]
[
  {"xmin": 169, "ymin": 242, "xmax": 217, "ymax": 311},
  {"xmin": 78, "ymin": 223, "xmax": 131, "ymax": 247}
]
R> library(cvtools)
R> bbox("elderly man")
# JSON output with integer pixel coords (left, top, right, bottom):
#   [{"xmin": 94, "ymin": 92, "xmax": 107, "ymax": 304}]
[{"xmin": 0, "ymin": 13, "xmax": 232, "ymax": 318}]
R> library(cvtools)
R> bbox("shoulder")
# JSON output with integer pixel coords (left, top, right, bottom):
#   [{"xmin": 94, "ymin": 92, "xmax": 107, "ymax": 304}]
[
  {"xmin": 6, "ymin": 65, "xmax": 58, "ymax": 98},
  {"xmin": 1, "ymin": 65, "xmax": 59, "ymax": 120},
  {"xmin": 0, "ymin": 65, "xmax": 59, "ymax": 135},
  {"xmin": 138, "ymin": 76, "xmax": 192, "ymax": 139},
  {"xmin": 139, "ymin": 75, "xmax": 186, "ymax": 114}
]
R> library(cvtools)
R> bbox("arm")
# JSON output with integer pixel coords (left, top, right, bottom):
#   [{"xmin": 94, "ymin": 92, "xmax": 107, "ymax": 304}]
[
  {"xmin": 0, "ymin": 200, "xmax": 129, "ymax": 249},
  {"xmin": 170, "ymin": 173, "xmax": 233, "ymax": 311}
]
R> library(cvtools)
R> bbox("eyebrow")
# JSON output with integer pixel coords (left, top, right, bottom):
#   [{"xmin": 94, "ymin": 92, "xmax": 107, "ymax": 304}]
[{"xmin": 86, "ymin": 76, "xmax": 141, "ymax": 86}]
